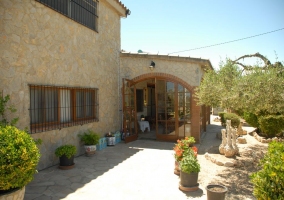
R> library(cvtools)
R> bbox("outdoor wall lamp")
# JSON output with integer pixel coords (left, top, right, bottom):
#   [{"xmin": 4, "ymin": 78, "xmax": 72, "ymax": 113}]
[{"xmin": 149, "ymin": 61, "xmax": 155, "ymax": 70}]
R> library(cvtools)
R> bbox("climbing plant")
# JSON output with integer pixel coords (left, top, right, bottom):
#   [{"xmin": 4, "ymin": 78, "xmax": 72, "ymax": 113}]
[{"xmin": 0, "ymin": 91, "xmax": 19, "ymax": 127}]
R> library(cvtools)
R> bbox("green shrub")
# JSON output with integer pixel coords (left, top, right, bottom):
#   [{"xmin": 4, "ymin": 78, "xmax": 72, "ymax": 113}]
[
  {"xmin": 218, "ymin": 112, "xmax": 226, "ymax": 126},
  {"xmin": 78, "ymin": 130, "xmax": 100, "ymax": 145},
  {"xmin": 224, "ymin": 113, "xmax": 240, "ymax": 128},
  {"xmin": 242, "ymin": 112, "xmax": 259, "ymax": 128},
  {"xmin": 55, "ymin": 145, "xmax": 77, "ymax": 159},
  {"xmin": 258, "ymin": 115, "xmax": 284, "ymax": 138},
  {"xmin": 179, "ymin": 151, "xmax": 200, "ymax": 174},
  {"xmin": 250, "ymin": 141, "xmax": 284, "ymax": 199},
  {"xmin": 0, "ymin": 126, "xmax": 40, "ymax": 190}
]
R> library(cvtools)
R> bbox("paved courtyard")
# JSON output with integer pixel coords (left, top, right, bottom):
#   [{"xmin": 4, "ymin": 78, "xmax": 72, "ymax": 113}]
[
  {"xmin": 25, "ymin": 116, "xmax": 256, "ymax": 200},
  {"xmin": 25, "ymin": 139, "xmax": 209, "ymax": 200}
]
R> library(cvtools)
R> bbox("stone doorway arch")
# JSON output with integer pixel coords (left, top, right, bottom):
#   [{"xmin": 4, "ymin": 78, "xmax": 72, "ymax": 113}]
[{"xmin": 124, "ymin": 72, "xmax": 202, "ymax": 142}]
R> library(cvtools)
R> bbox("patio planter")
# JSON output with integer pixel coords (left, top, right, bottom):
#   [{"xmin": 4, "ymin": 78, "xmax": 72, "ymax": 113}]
[
  {"xmin": 174, "ymin": 161, "xmax": 180, "ymax": 175},
  {"xmin": 114, "ymin": 131, "xmax": 122, "ymax": 144},
  {"xmin": 84, "ymin": 145, "xmax": 96, "ymax": 156},
  {"xmin": 59, "ymin": 155, "xmax": 75, "ymax": 170},
  {"xmin": 0, "ymin": 187, "xmax": 25, "ymax": 200},
  {"xmin": 179, "ymin": 171, "xmax": 199, "ymax": 192},
  {"xmin": 105, "ymin": 132, "xmax": 115, "ymax": 146},
  {"xmin": 106, "ymin": 136, "xmax": 116, "ymax": 146},
  {"xmin": 97, "ymin": 137, "xmax": 107, "ymax": 151},
  {"xmin": 206, "ymin": 184, "xmax": 227, "ymax": 200}
]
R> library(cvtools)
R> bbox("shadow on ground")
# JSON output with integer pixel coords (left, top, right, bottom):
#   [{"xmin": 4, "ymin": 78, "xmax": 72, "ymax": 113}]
[
  {"xmin": 208, "ymin": 144, "xmax": 265, "ymax": 199},
  {"xmin": 25, "ymin": 140, "xmax": 179, "ymax": 200}
]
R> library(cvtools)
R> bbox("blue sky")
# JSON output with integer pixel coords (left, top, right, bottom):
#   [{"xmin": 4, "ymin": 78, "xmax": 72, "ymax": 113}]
[{"xmin": 121, "ymin": 0, "xmax": 284, "ymax": 69}]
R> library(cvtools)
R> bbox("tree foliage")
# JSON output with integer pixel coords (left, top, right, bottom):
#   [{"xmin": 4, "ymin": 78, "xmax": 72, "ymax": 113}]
[
  {"xmin": 195, "ymin": 53, "xmax": 284, "ymax": 136},
  {"xmin": 195, "ymin": 59, "xmax": 242, "ymax": 110}
]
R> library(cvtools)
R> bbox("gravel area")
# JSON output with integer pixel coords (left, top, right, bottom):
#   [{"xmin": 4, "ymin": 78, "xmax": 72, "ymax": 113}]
[{"xmin": 196, "ymin": 119, "xmax": 268, "ymax": 200}]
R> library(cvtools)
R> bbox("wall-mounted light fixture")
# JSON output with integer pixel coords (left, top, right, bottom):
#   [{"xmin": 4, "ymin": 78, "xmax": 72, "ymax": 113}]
[{"xmin": 149, "ymin": 61, "xmax": 155, "ymax": 70}]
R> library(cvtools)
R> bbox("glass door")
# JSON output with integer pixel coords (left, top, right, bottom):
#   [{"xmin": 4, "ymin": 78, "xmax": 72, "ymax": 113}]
[
  {"xmin": 156, "ymin": 80, "xmax": 178, "ymax": 141},
  {"xmin": 177, "ymin": 84, "xmax": 191, "ymax": 138},
  {"xmin": 122, "ymin": 78, "xmax": 138, "ymax": 143}
]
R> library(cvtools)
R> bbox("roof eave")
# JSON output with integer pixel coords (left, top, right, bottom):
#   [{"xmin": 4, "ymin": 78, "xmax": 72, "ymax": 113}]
[
  {"xmin": 121, "ymin": 52, "xmax": 214, "ymax": 70},
  {"xmin": 104, "ymin": 0, "xmax": 128, "ymax": 17}
]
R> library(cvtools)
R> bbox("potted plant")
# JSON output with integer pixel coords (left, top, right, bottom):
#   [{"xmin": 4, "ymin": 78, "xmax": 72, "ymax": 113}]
[
  {"xmin": 105, "ymin": 132, "xmax": 116, "ymax": 146},
  {"xmin": 0, "ymin": 126, "xmax": 40, "ymax": 200},
  {"xmin": 178, "ymin": 146, "xmax": 200, "ymax": 192},
  {"xmin": 55, "ymin": 144, "xmax": 77, "ymax": 170},
  {"xmin": 78, "ymin": 130, "xmax": 100, "ymax": 156},
  {"xmin": 206, "ymin": 184, "xmax": 228, "ymax": 200},
  {"xmin": 173, "ymin": 137, "xmax": 196, "ymax": 175}
]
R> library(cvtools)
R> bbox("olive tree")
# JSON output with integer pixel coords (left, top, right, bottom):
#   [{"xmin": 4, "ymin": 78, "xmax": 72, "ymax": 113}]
[
  {"xmin": 195, "ymin": 53, "xmax": 284, "ymax": 137},
  {"xmin": 194, "ymin": 59, "xmax": 242, "ymax": 111}
]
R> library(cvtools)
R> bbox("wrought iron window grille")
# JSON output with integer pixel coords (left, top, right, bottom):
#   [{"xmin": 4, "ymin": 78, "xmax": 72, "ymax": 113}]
[
  {"xmin": 29, "ymin": 84, "xmax": 99, "ymax": 133},
  {"xmin": 36, "ymin": 0, "xmax": 98, "ymax": 32}
]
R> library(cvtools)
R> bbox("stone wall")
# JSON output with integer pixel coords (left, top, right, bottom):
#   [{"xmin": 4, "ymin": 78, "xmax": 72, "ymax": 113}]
[
  {"xmin": 0, "ymin": 0, "xmax": 123, "ymax": 170},
  {"xmin": 120, "ymin": 53, "xmax": 211, "ymax": 143},
  {"xmin": 120, "ymin": 53, "xmax": 205, "ymax": 86}
]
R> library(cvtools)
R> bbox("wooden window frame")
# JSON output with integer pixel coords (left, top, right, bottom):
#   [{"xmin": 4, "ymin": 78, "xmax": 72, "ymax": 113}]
[{"xmin": 29, "ymin": 85, "xmax": 99, "ymax": 133}]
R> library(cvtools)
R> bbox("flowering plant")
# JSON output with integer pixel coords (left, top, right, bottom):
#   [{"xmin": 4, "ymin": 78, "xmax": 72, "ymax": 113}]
[{"xmin": 173, "ymin": 137, "xmax": 196, "ymax": 162}]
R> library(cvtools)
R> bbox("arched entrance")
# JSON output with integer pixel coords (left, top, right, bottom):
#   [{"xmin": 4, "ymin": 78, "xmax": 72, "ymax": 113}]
[{"xmin": 122, "ymin": 73, "xmax": 196, "ymax": 143}]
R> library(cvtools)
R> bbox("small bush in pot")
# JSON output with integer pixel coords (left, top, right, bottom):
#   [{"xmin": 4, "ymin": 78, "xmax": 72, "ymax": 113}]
[
  {"xmin": 55, "ymin": 144, "xmax": 76, "ymax": 169},
  {"xmin": 79, "ymin": 130, "xmax": 100, "ymax": 145},
  {"xmin": 55, "ymin": 144, "xmax": 77, "ymax": 159},
  {"xmin": 179, "ymin": 147, "xmax": 200, "ymax": 191},
  {"xmin": 78, "ymin": 130, "xmax": 100, "ymax": 156},
  {"xmin": 179, "ymin": 148, "xmax": 200, "ymax": 174},
  {"xmin": 0, "ymin": 126, "xmax": 40, "ymax": 194}
]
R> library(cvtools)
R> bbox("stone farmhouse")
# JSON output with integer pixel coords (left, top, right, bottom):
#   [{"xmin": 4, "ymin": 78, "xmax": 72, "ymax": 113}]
[{"xmin": 0, "ymin": 0, "xmax": 212, "ymax": 169}]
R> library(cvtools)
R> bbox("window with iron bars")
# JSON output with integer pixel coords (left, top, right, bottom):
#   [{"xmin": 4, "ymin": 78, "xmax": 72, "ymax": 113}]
[
  {"xmin": 36, "ymin": 0, "xmax": 98, "ymax": 32},
  {"xmin": 29, "ymin": 85, "xmax": 99, "ymax": 133}
]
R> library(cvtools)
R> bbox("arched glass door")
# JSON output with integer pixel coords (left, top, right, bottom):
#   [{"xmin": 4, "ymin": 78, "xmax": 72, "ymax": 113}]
[
  {"xmin": 123, "ymin": 78, "xmax": 191, "ymax": 142},
  {"xmin": 155, "ymin": 80, "xmax": 191, "ymax": 141}
]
